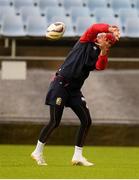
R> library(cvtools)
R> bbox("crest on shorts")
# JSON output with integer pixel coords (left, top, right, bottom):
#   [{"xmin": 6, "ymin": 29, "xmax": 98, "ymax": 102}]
[{"xmin": 56, "ymin": 97, "xmax": 62, "ymax": 105}]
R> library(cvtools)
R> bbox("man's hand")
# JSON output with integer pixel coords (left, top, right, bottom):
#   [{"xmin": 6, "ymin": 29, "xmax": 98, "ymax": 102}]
[
  {"xmin": 108, "ymin": 25, "xmax": 120, "ymax": 41},
  {"xmin": 97, "ymin": 33, "xmax": 111, "ymax": 55}
]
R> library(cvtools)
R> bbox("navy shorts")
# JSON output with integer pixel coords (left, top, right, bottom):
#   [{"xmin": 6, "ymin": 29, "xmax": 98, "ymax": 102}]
[{"xmin": 45, "ymin": 77, "xmax": 86, "ymax": 107}]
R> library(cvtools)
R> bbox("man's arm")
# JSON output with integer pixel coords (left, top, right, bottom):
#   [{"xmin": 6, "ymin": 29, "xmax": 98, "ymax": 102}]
[
  {"xmin": 80, "ymin": 23, "xmax": 120, "ymax": 42},
  {"xmin": 95, "ymin": 55, "xmax": 108, "ymax": 70},
  {"xmin": 80, "ymin": 23, "xmax": 109, "ymax": 42},
  {"xmin": 95, "ymin": 34, "xmax": 110, "ymax": 70}
]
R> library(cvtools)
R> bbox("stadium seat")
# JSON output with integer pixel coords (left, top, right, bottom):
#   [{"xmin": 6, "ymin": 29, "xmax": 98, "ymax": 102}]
[
  {"xmin": 13, "ymin": 0, "xmax": 35, "ymax": 13},
  {"xmin": 1, "ymin": 14, "xmax": 26, "ymax": 36},
  {"xmin": 57, "ymin": 0, "xmax": 63, "ymax": 6},
  {"xmin": 133, "ymin": 0, "xmax": 139, "ymax": 9},
  {"xmin": 109, "ymin": 0, "xmax": 132, "ymax": 13},
  {"xmin": 51, "ymin": 16, "xmax": 75, "ymax": 37},
  {"xmin": 38, "ymin": 0, "xmax": 59, "ymax": 13},
  {"xmin": 45, "ymin": 7, "xmax": 66, "ymax": 23},
  {"xmin": 25, "ymin": 15, "xmax": 47, "ymax": 37},
  {"xmin": 0, "ymin": 6, "xmax": 15, "ymax": 27},
  {"xmin": 20, "ymin": 6, "xmax": 41, "ymax": 25},
  {"xmin": 0, "ymin": 6, "xmax": 15, "ymax": 17},
  {"xmin": 124, "ymin": 17, "xmax": 139, "ymax": 37},
  {"xmin": 0, "ymin": 0, "xmax": 13, "ymax": 6},
  {"xmin": 118, "ymin": 8, "xmax": 138, "ymax": 27},
  {"xmin": 70, "ymin": 7, "xmax": 90, "ymax": 25},
  {"xmin": 98, "ymin": 16, "xmax": 121, "ymax": 26},
  {"xmin": 86, "ymin": 0, "xmax": 108, "ymax": 11},
  {"xmin": 75, "ymin": 16, "xmax": 96, "ymax": 36},
  {"xmin": 63, "ymin": 0, "xmax": 83, "ymax": 12},
  {"xmin": 93, "ymin": 7, "xmax": 114, "ymax": 22}
]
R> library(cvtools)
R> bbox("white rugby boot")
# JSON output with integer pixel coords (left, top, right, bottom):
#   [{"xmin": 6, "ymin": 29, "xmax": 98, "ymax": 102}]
[
  {"xmin": 31, "ymin": 152, "xmax": 47, "ymax": 166},
  {"xmin": 71, "ymin": 156, "xmax": 94, "ymax": 166}
]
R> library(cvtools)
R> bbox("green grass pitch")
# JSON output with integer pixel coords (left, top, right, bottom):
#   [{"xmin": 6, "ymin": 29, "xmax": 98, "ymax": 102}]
[{"xmin": 0, "ymin": 145, "xmax": 139, "ymax": 179}]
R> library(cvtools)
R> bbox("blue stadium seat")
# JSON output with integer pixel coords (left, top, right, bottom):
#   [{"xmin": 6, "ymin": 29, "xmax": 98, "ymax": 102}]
[
  {"xmin": 38, "ymin": 0, "xmax": 59, "ymax": 13},
  {"xmin": 70, "ymin": 7, "xmax": 90, "ymax": 25},
  {"xmin": 118, "ymin": 8, "xmax": 138, "ymax": 27},
  {"xmin": 20, "ymin": 6, "xmax": 41, "ymax": 25},
  {"xmin": 110, "ymin": 0, "xmax": 132, "ymax": 13},
  {"xmin": 94, "ymin": 7, "xmax": 114, "ymax": 22},
  {"xmin": 133, "ymin": 0, "xmax": 139, "ymax": 9},
  {"xmin": 75, "ymin": 16, "xmax": 96, "ymax": 36},
  {"xmin": 57, "ymin": 0, "xmax": 63, "ymax": 6},
  {"xmin": 124, "ymin": 17, "xmax": 139, "ymax": 37},
  {"xmin": 13, "ymin": 0, "xmax": 35, "ymax": 13},
  {"xmin": 25, "ymin": 15, "xmax": 47, "ymax": 37},
  {"xmin": 0, "ymin": 0, "xmax": 13, "ymax": 6},
  {"xmin": 45, "ymin": 7, "xmax": 65, "ymax": 23},
  {"xmin": 1, "ymin": 14, "xmax": 26, "ymax": 37},
  {"xmin": 98, "ymin": 16, "xmax": 121, "ymax": 26},
  {"xmin": 63, "ymin": 0, "xmax": 83, "ymax": 12},
  {"xmin": 0, "ymin": 6, "xmax": 15, "ymax": 16},
  {"xmin": 51, "ymin": 16, "xmax": 75, "ymax": 37},
  {"xmin": 0, "ymin": 6, "xmax": 15, "ymax": 26},
  {"xmin": 86, "ymin": 0, "xmax": 108, "ymax": 11}
]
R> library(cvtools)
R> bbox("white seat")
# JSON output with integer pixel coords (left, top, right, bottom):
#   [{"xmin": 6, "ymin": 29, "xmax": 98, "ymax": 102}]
[
  {"xmin": 75, "ymin": 16, "xmax": 96, "ymax": 36},
  {"xmin": 86, "ymin": 0, "xmax": 108, "ymax": 11},
  {"xmin": 38, "ymin": 0, "xmax": 58, "ymax": 13},
  {"xmin": 124, "ymin": 17, "xmax": 139, "ymax": 37},
  {"xmin": 0, "ymin": 0, "xmax": 13, "ymax": 6},
  {"xmin": 133, "ymin": 0, "xmax": 139, "ymax": 9},
  {"xmin": 94, "ymin": 7, "xmax": 114, "ymax": 22},
  {"xmin": 110, "ymin": 0, "xmax": 132, "ymax": 13},
  {"xmin": 63, "ymin": 0, "xmax": 83, "ymax": 12},
  {"xmin": 0, "ymin": 6, "xmax": 15, "ymax": 24},
  {"xmin": 70, "ymin": 7, "xmax": 90, "ymax": 25},
  {"xmin": 20, "ymin": 6, "xmax": 41, "ymax": 25},
  {"xmin": 1, "ymin": 14, "xmax": 26, "ymax": 37},
  {"xmin": 13, "ymin": 0, "xmax": 35, "ymax": 13},
  {"xmin": 25, "ymin": 15, "xmax": 47, "ymax": 37},
  {"xmin": 45, "ymin": 7, "xmax": 65, "ymax": 23},
  {"xmin": 118, "ymin": 8, "xmax": 138, "ymax": 27}
]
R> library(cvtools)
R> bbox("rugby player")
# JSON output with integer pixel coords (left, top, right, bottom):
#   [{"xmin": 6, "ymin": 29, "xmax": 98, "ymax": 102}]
[{"xmin": 31, "ymin": 23, "xmax": 120, "ymax": 166}]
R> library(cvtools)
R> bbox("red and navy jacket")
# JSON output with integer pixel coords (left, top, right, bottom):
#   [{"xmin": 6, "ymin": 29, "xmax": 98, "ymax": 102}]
[{"xmin": 56, "ymin": 23, "xmax": 110, "ymax": 90}]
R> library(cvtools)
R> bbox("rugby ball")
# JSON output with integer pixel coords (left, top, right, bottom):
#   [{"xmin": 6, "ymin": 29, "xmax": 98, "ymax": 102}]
[{"xmin": 46, "ymin": 22, "xmax": 66, "ymax": 40}]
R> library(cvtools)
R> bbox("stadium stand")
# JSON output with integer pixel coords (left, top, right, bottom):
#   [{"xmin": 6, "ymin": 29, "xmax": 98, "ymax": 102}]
[{"xmin": 0, "ymin": 0, "xmax": 138, "ymax": 38}]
